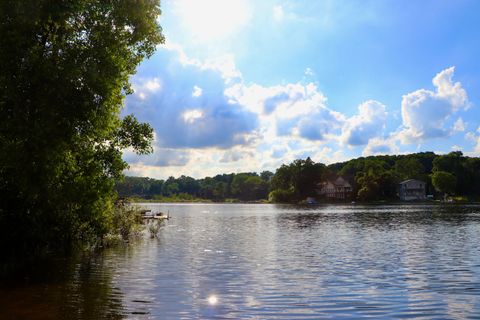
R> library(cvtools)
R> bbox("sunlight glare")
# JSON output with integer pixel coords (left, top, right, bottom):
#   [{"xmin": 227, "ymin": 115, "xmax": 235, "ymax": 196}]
[
  {"xmin": 175, "ymin": 0, "xmax": 251, "ymax": 41},
  {"xmin": 207, "ymin": 295, "xmax": 218, "ymax": 305}
]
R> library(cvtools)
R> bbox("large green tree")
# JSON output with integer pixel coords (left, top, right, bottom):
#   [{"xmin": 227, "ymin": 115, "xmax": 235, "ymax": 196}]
[
  {"xmin": 231, "ymin": 173, "xmax": 269, "ymax": 201},
  {"xmin": 394, "ymin": 157, "xmax": 424, "ymax": 181},
  {"xmin": 270, "ymin": 157, "xmax": 325, "ymax": 201},
  {"xmin": 0, "ymin": 1, "xmax": 163, "ymax": 251},
  {"xmin": 431, "ymin": 171, "xmax": 457, "ymax": 199},
  {"xmin": 355, "ymin": 159, "xmax": 396, "ymax": 201}
]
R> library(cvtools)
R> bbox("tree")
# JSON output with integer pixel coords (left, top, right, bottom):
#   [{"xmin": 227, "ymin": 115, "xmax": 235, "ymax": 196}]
[
  {"xmin": 355, "ymin": 159, "xmax": 396, "ymax": 201},
  {"xmin": 432, "ymin": 151, "xmax": 469, "ymax": 195},
  {"xmin": 0, "ymin": 1, "xmax": 164, "ymax": 251},
  {"xmin": 394, "ymin": 157, "xmax": 424, "ymax": 181},
  {"xmin": 432, "ymin": 171, "xmax": 457, "ymax": 199},
  {"xmin": 260, "ymin": 171, "xmax": 274, "ymax": 183},
  {"xmin": 270, "ymin": 157, "xmax": 325, "ymax": 202},
  {"xmin": 231, "ymin": 173, "xmax": 268, "ymax": 201}
]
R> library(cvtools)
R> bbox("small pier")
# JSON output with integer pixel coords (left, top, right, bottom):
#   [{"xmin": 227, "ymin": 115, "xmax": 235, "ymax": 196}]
[{"xmin": 139, "ymin": 209, "xmax": 170, "ymax": 220}]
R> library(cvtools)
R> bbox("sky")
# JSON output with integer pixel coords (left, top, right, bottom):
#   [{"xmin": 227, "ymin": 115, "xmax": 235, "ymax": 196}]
[{"xmin": 123, "ymin": 0, "xmax": 480, "ymax": 179}]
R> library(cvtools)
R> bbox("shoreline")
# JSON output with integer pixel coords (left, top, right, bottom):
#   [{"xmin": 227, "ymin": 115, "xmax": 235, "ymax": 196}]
[{"xmin": 128, "ymin": 199, "xmax": 480, "ymax": 205}]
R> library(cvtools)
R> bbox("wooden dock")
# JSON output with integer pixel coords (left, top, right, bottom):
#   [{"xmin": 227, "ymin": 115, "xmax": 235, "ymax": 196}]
[{"xmin": 139, "ymin": 209, "xmax": 170, "ymax": 220}]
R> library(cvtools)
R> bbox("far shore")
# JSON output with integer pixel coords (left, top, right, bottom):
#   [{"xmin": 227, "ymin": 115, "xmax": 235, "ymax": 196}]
[{"xmin": 127, "ymin": 198, "xmax": 479, "ymax": 205}]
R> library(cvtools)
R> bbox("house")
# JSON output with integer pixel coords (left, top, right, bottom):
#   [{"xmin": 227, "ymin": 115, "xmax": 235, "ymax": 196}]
[
  {"xmin": 398, "ymin": 179, "xmax": 426, "ymax": 201},
  {"xmin": 317, "ymin": 176, "xmax": 353, "ymax": 200}
]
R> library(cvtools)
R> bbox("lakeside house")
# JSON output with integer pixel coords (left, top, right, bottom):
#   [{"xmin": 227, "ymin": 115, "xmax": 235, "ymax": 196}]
[
  {"xmin": 317, "ymin": 176, "xmax": 353, "ymax": 200},
  {"xmin": 398, "ymin": 179, "xmax": 426, "ymax": 201}
]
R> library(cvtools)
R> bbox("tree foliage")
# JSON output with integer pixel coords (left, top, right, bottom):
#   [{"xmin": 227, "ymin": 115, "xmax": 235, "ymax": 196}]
[
  {"xmin": 355, "ymin": 160, "xmax": 395, "ymax": 201},
  {"xmin": 431, "ymin": 171, "xmax": 457, "ymax": 196},
  {"xmin": 231, "ymin": 174, "xmax": 269, "ymax": 201},
  {"xmin": 118, "ymin": 152, "xmax": 480, "ymax": 204},
  {"xmin": 270, "ymin": 157, "xmax": 326, "ymax": 201},
  {"xmin": 117, "ymin": 172, "xmax": 269, "ymax": 202},
  {"xmin": 0, "ymin": 0, "xmax": 163, "ymax": 251}
]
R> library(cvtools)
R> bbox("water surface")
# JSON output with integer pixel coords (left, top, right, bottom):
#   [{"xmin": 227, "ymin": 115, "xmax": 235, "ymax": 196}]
[{"xmin": 2, "ymin": 203, "xmax": 480, "ymax": 319}]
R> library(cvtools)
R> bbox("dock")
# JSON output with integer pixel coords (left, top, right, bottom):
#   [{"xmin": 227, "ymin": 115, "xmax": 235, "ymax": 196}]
[{"xmin": 139, "ymin": 209, "xmax": 171, "ymax": 220}]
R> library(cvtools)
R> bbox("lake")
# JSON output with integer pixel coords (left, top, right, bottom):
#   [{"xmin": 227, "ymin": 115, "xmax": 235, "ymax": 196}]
[{"xmin": 2, "ymin": 203, "xmax": 480, "ymax": 319}]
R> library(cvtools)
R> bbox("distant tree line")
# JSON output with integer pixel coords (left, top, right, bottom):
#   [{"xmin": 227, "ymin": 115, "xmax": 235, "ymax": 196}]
[
  {"xmin": 116, "ymin": 171, "xmax": 273, "ymax": 202},
  {"xmin": 118, "ymin": 151, "xmax": 480, "ymax": 203}
]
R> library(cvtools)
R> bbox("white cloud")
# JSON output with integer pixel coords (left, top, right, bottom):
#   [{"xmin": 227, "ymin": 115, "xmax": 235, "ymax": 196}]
[
  {"xmin": 453, "ymin": 118, "xmax": 465, "ymax": 132},
  {"xmin": 341, "ymin": 100, "xmax": 387, "ymax": 146},
  {"xmin": 132, "ymin": 77, "xmax": 162, "ymax": 100},
  {"xmin": 363, "ymin": 137, "xmax": 399, "ymax": 156},
  {"xmin": 432, "ymin": 67, "xmax": 467, "ymax": 108},
  {"xmin": 192, "ymin": 85, "xmax": 203, "ymax": 97},
  {"xmin": 124, "ymin": 147, "xmax": 190, "ymax": 168},
  {"xmin": 144, "ymin": 78, "xmax": 161, "ymax": 92},
  {"xmin": 228, "ymin": 81, "xmax": 345, "ymax": 142},
  {"xmin": 468, "ymin": 135, "xmax": 480, "ymax": 156},
  {"xmin": 304, "ymin": 68, "xmax": 315, "ymax": 77},
  {"xmin": 465, "ymin": 131, "xmax": 476, "ymax": 142},
  {"xmin": 270, "ymin": 146, "xmax": 289, "ymax": 159},
  {"xmin": 273, "ymin": 5, "xmax": 285, "ymax": 21},
  {"xmin": 127, "ymin": 46, "xmax": 257, "ymax": 149},
  {"xmin": 220, "ymin": 149, "xmax": 253, "ymax": 163},
  {"xmin": 465, "ymin": 131, "xmax": 480, "ymax": 156},
  {"xmin": 399, "ymin": 67, "xmax": 468, "ymax": 143},
  {"xmin": 182, "ymin": 109, "xmax": 203, "ymax": 123},
  {"xmin": 475, "ymin": 138, "xmax": 480, "ymax": 155},
  {"xmin": 124, "ymin": 46, "xmax": 475, "ymax": 179}
]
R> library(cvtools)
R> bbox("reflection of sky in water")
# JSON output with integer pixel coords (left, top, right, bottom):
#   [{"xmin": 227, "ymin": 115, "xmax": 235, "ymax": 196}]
[{"xmin": 2, "ymin": 203, "xmax": 480, "ymax": 319}]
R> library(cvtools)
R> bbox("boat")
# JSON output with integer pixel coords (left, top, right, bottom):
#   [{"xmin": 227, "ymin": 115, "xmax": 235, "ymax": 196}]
[{"xmin": 305, "ymin": 197, "xmax": 318, "ymax": 205}]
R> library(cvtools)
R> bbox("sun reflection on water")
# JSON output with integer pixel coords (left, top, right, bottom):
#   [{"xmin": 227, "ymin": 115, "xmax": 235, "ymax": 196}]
[{"xmin": 207, "ymin": 295, "xmax": 218, "ymax": 305}]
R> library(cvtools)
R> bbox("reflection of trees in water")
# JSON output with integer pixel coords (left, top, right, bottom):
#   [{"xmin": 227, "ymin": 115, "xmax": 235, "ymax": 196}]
[
  {"xmin": 277, "ymin": 205, "xmax": 480, "ymax": 229},
  {"xmin": 0, "ymin": 253, "xmax": 125, "ymax": 320},
  {"xmin": 59, "ymin": 253, "xmax": 126, "ymax": 319}
]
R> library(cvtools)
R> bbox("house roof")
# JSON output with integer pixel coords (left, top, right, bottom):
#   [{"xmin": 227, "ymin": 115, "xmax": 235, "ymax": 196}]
[
  {"xmin": 399, "ymin": 179, "xmax": 424, "ymax": 185},
  {"xmin": 318, "ymin": 176, "xmax": 351, "ymax": 187},
  {"xmin": 334, "ymin": 176, "xmax": 351, "ymax": 187}
]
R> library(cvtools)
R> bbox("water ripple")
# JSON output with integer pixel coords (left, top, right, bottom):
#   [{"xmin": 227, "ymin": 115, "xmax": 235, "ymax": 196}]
[{"xmin": 2, "ymin": 203, "xmax": 480, "ymax": 319}]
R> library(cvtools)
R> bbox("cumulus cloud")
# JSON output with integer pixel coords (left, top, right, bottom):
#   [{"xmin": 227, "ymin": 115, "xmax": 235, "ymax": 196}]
[
  {"xmin": 132, "ymin": 77, "xmax": 162, "ymax": 100},
  {"xmin": 124, "ymin": 148, "xmax": 190, "ymax": 167},
  {"xmin": 126, "ymin": 46, "xmax": 258, "ymax": 149},
  {"xmin": 363, "ymin": 137, "xmax": 399, "ymax": 156},
  {"xmin": 466, "ymin": 131, "xmax": 476, "ymax": 143},
  {"xmin": 182, "ymin": 109, "xmax": 204, "ymax": 123},
  {"xmin": 271, "ymin": 147, "xmax": 288, "ymax": 159},
  {"xmin": 453, "ymin": 118, "xmax": 466, "ymax": 132},
  {"xmin": 220, "ymin": 149, "xmax": 253, "ymax": 163},
  {"xmin": 228, "ymin": 81, "xmax": 345, "ymax": 142},
  {"xmin": 465, "ymin": 130, "xmax": 480, "ymax": 156},
  {"xmin": 192, "ymin": 85, "xmax": 203, "ymax": 97},
  {"xmin": 341, "ymin": 100, "xmax": 387, "ymax": 146},
  {"xmin": 475, "ymin": 138, "xmax": 480, "ymax": 155},
  {"xmin": 399, "ymin": 67, "xmax": 468, "ymax": 142},
  {"xmin": 122, "ymin": 45, "xmax": 475, "ymax": 179},
  {"xmin": 263, "ymin": 92, "xmax": 291, "ymax": 114}
]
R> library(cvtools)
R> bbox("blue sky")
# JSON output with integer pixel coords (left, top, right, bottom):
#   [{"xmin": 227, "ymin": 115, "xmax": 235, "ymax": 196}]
[{"xmin": 123, "ymin": 0, "xmax": 480, "ymax": 179}]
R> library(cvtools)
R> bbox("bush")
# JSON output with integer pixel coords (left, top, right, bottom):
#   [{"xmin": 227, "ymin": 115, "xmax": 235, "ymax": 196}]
[
  {"xmin": 147, "ymin": 220, "xmax": 161, "ymax": 238},
  {"xmin": 269, "ymin": 188, "xmax": 296, "ymax": 203},
  {"xmin": 110, "ymin": 205, "xmax": 143, "ymax": 241}
]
